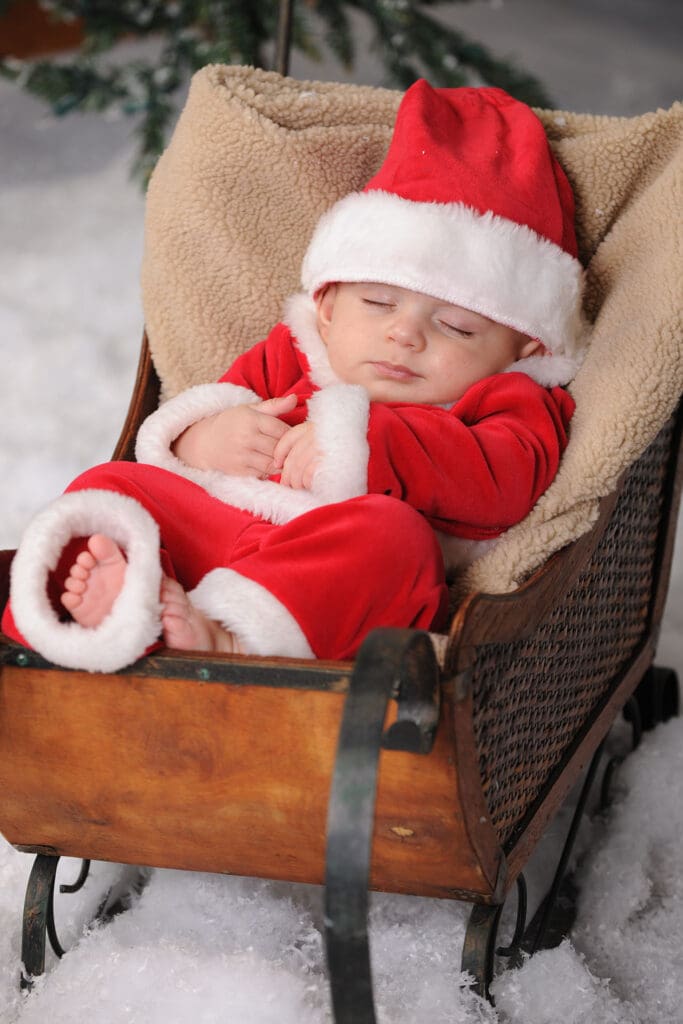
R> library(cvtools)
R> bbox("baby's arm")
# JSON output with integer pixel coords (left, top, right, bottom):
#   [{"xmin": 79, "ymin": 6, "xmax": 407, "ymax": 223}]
[
  {"xmin": 365, "ymin": 376, "xmax": 575, "ymax": 537},
  {"xmin": 173, "ymin": 393, "xmax": 297, "ymax": 478}
]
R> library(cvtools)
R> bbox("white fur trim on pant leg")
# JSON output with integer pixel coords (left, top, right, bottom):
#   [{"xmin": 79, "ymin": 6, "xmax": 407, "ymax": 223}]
[
  {"xmin": 10, "ymin": 489, "xmax": 162, "ymax": 673},
  {"xmin": 189, "ymin": 569, "xmax": 315, "ymax": 659}
]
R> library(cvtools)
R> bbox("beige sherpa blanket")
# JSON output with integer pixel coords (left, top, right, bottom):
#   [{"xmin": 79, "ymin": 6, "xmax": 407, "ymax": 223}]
[{"xmin": 142, "ymin": 65, "xmax": 683, "ymax": 596}]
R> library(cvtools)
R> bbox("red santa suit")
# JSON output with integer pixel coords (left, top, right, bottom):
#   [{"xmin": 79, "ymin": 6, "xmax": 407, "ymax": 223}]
[{"xmin": 3, "ymin": 294, "xmax": 573, "ymax": 672}]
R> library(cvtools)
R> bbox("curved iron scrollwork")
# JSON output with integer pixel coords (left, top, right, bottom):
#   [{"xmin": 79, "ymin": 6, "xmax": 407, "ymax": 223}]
[
  {"xmin": 461, "ymin": 874, "xmax": 528, "ymax": 1000},
  {"xmin": 21, "ymin": 856, "xmax": 91, "ymax": 989},
  {"xmin": 58, "ymin": 858, "xmax": 92, "ymax": 895}
]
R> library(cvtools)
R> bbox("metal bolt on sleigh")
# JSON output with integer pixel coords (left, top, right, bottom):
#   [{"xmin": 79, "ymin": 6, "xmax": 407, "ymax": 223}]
[{"xmin": 0, "ymin": 24, "xmax": 682, "ymax": 1023}]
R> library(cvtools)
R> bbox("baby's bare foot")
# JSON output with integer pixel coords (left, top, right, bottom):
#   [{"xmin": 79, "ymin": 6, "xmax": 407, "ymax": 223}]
[
  {"xmin": 60, "ymin": 534, "xmax": 127, "ymax": 628},
  {"xmin": 160, "ymin": 576, "xmax": 242, "ymax": 654}
]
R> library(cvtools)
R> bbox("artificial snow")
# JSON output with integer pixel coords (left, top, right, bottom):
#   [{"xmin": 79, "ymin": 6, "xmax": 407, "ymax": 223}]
[
  {"xmin": 492, "ymin": 941, "xmax": 637, "ymax": 1024},
  {"xmin": 1, "ymin": 38, "xmax": 683, "ymax": 1024}
]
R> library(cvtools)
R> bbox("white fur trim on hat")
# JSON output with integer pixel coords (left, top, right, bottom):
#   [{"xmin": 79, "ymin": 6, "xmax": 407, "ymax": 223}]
[
  {"xmin": 190, "ymin": 568, "xmax": 314, "ymax": 658},
  {"xmin": 10, "ymin": 489, "xmax": 162, "ymax": 672},
  {"xmin": 301, "ymin": 190, "xmax": 587, "ymax": 387}
]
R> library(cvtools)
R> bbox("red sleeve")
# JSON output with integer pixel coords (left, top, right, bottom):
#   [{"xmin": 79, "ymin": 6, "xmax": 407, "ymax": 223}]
[
  {"xmin": 217, "ymin": 323, "xmax": 308, "ymax": 399},
  {"xmin": 366, "ymin": 373, "xmax": 575, "ymax": 539}
]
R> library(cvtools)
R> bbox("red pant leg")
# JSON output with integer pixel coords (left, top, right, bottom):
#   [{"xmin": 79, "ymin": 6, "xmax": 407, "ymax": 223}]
[
  {"xmin": 191, "ymin": 494, "xmax": 449, "ymax": 661},
  {"xmin": 4, "ymin": 466, "xmax": 447, "ymax": 668},
  {"xmin": 2, "ymin": 462, "xmax": 260, "ymax": 669},
  {"xmin": 64, "ymin": 462, "xmax": 260, "ymax": 589}
]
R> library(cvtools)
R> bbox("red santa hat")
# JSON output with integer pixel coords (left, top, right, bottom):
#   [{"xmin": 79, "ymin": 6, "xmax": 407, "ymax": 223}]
[{"xmin": 301, "ymin": 80, "xmax": 586, "ymax": 387}]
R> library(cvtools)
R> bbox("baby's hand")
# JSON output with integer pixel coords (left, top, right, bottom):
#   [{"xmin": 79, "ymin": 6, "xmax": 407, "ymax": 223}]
[
  {"xmin": 173, "ymin": 394, "xmax": 297, "ymax": 477},
  {"xmin": 273, "ymin": 421, "xmax": 320, "ymax": 490}
]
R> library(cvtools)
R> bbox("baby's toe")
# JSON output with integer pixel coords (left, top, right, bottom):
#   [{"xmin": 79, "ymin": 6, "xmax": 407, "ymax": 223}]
[
  {"xmin": 60, "ymin": 591, "xmax": 82, "ymax": 612},
  {"xmin": 64, "ymin": 577, "xmax": 86, "ymax": 594},
  {"xmin": 88, "ymin": 533, "xmax": 121, "ymax": 562},
  {"xmin": 75, "ymin": 549, "xmax": 97, "ymax": 571}
]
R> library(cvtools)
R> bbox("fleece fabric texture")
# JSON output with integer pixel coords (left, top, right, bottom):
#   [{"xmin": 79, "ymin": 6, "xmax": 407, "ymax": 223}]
[{"xmin": 141, "ymin": 64, "xmax": 683, "ymax": 596}]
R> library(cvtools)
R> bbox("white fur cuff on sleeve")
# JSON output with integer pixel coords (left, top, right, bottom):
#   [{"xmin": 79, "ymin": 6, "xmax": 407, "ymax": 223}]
[
  {"xmin": 307, "ymin": 383, "xmax": 370, "ymax": 503},
  {"xmin": 135, "ymin": 381, "xmax": 260, "ymax": 472}
]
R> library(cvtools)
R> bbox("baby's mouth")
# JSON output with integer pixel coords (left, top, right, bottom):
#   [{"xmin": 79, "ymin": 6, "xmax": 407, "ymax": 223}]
[{"xmin": 370, "ymin": 361, "xmax": 420, "ymax": 380}]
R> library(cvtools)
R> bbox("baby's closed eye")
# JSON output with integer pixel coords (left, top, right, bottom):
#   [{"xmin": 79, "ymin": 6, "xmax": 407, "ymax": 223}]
[{"xmin": 438, "ymin": 319, "xmax": 474, "ymax": 338}]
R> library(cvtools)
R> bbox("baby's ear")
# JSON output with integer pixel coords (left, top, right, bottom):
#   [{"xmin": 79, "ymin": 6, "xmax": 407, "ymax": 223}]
[
  {"xmin": 315, "ymin": 284, "xmax": 338, "ymax": 340},
  {"xmin": 518, "ymin": 337, "xmax": 545, "ymax": 360}
]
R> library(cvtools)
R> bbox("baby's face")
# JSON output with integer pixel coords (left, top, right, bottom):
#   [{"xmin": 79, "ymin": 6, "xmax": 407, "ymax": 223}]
[{"xmin": 316, "ymin": 282, "xmax": 540, "ymax": 404}]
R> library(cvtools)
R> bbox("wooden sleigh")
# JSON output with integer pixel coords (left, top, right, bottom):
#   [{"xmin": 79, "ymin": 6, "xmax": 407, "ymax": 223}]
[{"xmin": 1, "ymin": 37, "xmax": 682, "ymax": 1023}]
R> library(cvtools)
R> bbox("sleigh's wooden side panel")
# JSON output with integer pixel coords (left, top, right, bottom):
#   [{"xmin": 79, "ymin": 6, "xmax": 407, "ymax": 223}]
[{"xmin": 0, "ymin": 657, "xmax": 493, "ymax": 901}]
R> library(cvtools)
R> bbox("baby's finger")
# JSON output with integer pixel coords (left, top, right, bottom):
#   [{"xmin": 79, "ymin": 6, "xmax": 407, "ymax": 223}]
[
  {"xmin": 280, "ymin": 443, "xmax": 314, "ymax": 490},
  {"xmin": 273, "ymin": 429, "xmax": 298, "ymax": 467},
  {"xmin": 293, "ymin": 452, "xmax": 318, "ymax": 491},
  {"xmin": 302, "ymin": 461, "xmax": 317, "ymax": 490},
  {"xmin": 245, "ymin": 451, "xmax": 277, "ymax": 477},
  {"xmin": 279, "ymin": 459, "xmax": 298, "ymax": 489},
  {"xmin": 289, "ymin": 460, "xmax": 313, "ymax": 491},
  {"xmin": 256, "ymin": 413, "xmax": 292, "ymax": 441},
  {"xmin": 256, "ymin": 394, "xmax": 298, "ymax": 417},
  {"xmin": 246, "ymin": 432, "xmax": 281, "ymax": 460}
]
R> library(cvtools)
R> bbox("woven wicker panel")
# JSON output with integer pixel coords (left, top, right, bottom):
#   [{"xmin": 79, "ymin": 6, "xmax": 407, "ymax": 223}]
[{"xmin": 470, "ymin": 420, "xmax": 675, "ymax": 847}]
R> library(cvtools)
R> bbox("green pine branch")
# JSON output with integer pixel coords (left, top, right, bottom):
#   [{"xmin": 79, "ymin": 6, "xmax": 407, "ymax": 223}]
[{"xmin": 1, "ymin": 0, "xmax": 553, "ymax": 185}]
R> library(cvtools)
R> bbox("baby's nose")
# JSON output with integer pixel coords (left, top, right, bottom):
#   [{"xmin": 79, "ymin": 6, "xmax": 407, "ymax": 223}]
[{"xmin": 388, "ymin": 315, "xmax": 426, "ymax": 350}]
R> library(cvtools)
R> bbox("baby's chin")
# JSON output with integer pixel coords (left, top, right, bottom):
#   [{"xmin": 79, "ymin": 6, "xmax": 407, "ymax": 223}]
[{"xmin": 364, "ymin": 380, "xmax": 459, "ymax": 405}]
